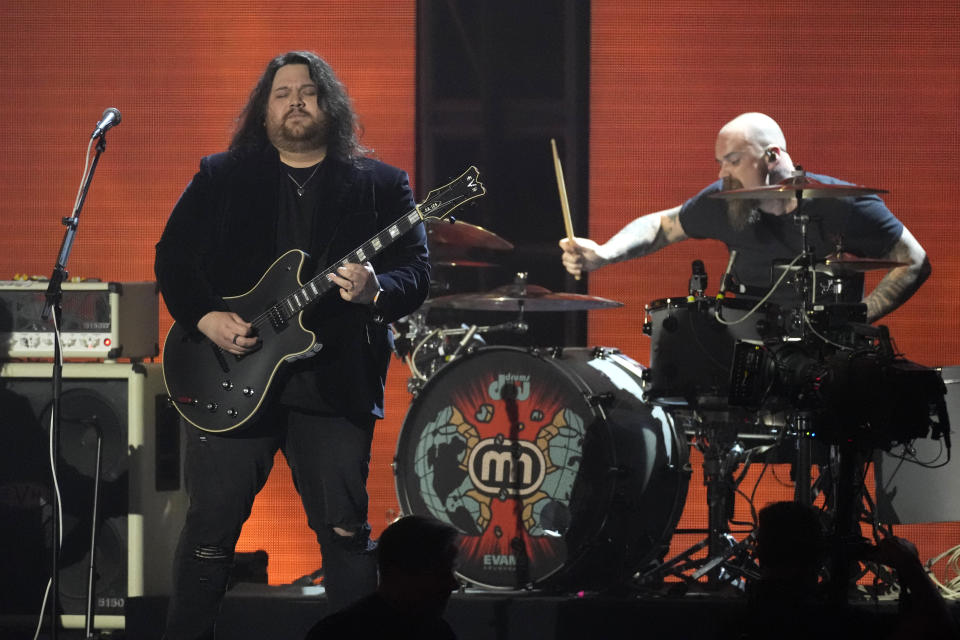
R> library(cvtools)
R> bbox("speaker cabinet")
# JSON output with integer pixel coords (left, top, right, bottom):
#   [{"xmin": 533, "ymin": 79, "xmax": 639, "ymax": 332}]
[{"xmin": 0, "ymin": 362, "xmax": 187, "ymax": 630}]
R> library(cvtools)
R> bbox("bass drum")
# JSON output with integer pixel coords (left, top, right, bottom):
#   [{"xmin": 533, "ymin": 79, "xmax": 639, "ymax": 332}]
[{"xmin": 394, "ymin": 346, "xmax": 690, "ymax": 590}]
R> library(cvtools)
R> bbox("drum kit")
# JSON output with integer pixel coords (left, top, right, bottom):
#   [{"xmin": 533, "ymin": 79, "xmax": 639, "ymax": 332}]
[{"xmin": 391, "ymin": 171, "xmax": 950, "ymax": 596}]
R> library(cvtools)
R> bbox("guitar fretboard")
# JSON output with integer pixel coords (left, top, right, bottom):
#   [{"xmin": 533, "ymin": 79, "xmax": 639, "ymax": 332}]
[{"xmin": 275, "ymin": 208, "xmax": 424, "ymax": 320}]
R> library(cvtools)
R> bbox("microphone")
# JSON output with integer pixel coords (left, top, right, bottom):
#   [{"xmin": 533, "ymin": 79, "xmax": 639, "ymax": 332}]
[
  {"xmin": 717, "ymin": 249, "xmax": 739, "ymax": 299},
  {"xmin": 90, "ymin": 107, "xmax": 122, "ymax": 139},
  {"xmin": 448, "ymin": 324, "xmax": 479, "ymax": 361},
  {"xmin": 688, "ymin": 260, "xmax": 707, "ymax": 300}
]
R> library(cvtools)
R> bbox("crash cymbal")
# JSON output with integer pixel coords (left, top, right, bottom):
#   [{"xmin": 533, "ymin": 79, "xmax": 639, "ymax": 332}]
[
  {"xmin": 710, "ymin": 174, "xmax": 887, "ymax": 200},
  {"xmin": 818, "ymin": 251, "xmax": 909, "ymax": 273},
  {"xmin": 427, "ymin": 284, "xmax": 623, "ymax": 312},
  {"xmin": 425, "ymin": 219, "xmax": 514, "ymax": 250}
]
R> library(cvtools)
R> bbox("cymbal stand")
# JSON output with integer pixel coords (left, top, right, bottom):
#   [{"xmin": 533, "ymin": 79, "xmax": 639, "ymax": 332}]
[{"xmin": 783, "ymin": 195, "xmax": 897, "ymax": 600}]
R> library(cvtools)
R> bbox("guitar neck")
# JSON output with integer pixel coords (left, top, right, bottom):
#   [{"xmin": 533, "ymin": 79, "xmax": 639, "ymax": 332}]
[
  {"xmin": 275, "ymin": 208, "xmax": 424, "ymax": 320},
  {"xmin": 270, "ymin": 165, "xmax": 485, "ymax": 323}
]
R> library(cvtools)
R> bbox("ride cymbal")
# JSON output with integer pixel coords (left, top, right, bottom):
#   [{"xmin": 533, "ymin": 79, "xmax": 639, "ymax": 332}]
[
  {"xmin": 427, "ymin": 284, "xmax": 623, "ymax": 312},
  {"xmin": 711, "ymin": 174, "xmax": 887, "ymax": 200}
]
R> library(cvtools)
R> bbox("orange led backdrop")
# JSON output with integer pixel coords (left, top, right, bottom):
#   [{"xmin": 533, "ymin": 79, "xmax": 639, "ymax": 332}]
[{"xmin": 589, "ymin": 1, "xmax": 960, "ymax": 582}]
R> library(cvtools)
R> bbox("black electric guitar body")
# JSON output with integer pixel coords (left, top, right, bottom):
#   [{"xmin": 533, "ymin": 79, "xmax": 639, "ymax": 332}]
[{"xmin": 162, "ymin": 166, "xmax": 485, "ymax": 432}]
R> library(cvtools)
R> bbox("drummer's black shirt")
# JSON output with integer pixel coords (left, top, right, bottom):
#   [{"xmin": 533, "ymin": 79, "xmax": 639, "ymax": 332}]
[{"xmin": 678, "ymin": 173, "xmax": 903, "ymax": 306}]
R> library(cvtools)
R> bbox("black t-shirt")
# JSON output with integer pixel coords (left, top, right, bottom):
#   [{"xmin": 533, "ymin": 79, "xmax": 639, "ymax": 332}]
[
  {"xmin": 275, "ymin": 160, "xmax": 337, "ymax": 413},
  {"xmin": 276, "ymin": 161, "xmax": 326, "ymax": 256},
  {"xmin": 678, "ymin": 173, "xmax": 903, "ymax": 305}
]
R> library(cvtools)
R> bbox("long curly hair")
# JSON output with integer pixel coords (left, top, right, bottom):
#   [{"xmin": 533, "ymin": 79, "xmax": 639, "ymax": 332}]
[{"xmin": 230, "ymin": 51, "xmax": 369, "ymax": 160}]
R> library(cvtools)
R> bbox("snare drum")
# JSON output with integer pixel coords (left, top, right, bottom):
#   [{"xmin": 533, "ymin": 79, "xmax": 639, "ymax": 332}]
[
  {"xmin": 394, "ymin": 346, "xmax": 689, "ymax": 590},
  {"xmin": 644, "ymin": 296, "xmax": 781, "ymax": 405}
]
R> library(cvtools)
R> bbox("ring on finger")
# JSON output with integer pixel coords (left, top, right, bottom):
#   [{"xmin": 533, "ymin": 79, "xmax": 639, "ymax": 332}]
[{"xmin": 232, "ymin": 334, "xmax": 239, "ymax": 345}]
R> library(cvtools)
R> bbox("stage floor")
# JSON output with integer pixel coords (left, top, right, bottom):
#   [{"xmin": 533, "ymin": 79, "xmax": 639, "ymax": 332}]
[{"xmin": 7, "ymin": 582, "xmax": 956, "ymax": 640}]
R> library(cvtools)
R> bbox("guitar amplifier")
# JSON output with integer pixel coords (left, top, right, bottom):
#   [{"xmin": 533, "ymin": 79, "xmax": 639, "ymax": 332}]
[{"xmin": 0, "ymin": 281, "xmax": 159, "ymax": 360}]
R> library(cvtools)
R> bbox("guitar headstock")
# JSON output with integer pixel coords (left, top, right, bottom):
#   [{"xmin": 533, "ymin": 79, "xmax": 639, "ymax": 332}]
[{"xmin": 416, "ymin": 166, "xmax": 486, "ymax": 222}]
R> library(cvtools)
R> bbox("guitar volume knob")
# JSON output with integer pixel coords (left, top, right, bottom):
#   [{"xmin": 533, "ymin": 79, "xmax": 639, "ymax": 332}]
[
  {"xmin": 226, "ymin": 408, "xmax": 238, "ymax": 418},
  {"xmin": 242, "ymin": 387, "xmax": 255, "ymax": 397},
  {"xmin": 205, "ymin": 401, "xmax": 219, "ymax": 413},
  {"xmin": 221, "ymin": 380, "xmax": 234, "ymax": 390}
]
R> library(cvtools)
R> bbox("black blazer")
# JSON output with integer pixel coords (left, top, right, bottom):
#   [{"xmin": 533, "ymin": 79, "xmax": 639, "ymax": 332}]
[{"xmin": 155, "ymin": 146, "xmax": 430, "ymax": 417}]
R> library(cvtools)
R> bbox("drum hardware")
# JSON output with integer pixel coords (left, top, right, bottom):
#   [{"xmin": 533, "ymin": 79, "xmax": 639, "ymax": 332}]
[
  {"xmin": 400, "ymin": 316, "xmax": 528, "ymax": 393},
  {"xmin": 636, "ymin": 418, "xmax": 774, "ymax": 590},
  {"xmin": 724, "ymin": 304, "xmax": 950, "ymax": 603}
]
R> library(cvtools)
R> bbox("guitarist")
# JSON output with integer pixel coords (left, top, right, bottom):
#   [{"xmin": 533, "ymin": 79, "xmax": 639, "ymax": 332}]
[{"xmin": 155, "ymin": 51, "xmax": 430, "ymax": 639}]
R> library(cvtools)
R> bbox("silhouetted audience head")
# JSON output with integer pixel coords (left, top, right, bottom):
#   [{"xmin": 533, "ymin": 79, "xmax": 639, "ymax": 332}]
[
  {"xmin": 304, "ymin": 515, "xmax": 461, "ymax": 640},
  {"xmin": 377, "ymin": 515, "xmax": 460, "ymax": 616},
  {"xmin": 756, "ymin": 500, "xmax": 825, "ymax": 590}
]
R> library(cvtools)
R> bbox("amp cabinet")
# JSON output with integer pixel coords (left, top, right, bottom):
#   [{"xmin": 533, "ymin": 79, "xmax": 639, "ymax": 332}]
[{"xmin": 0, "ymin": 361, "xmax": 186, "ymax": 630}]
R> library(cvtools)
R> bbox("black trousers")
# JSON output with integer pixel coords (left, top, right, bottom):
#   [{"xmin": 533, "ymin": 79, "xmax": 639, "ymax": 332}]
[{"xmin": 163, "ymin": 407, "xmax": 379, "ymax": 640}]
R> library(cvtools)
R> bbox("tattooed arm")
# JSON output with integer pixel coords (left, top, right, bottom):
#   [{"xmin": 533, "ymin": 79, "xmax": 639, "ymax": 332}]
[
  {"xmin": 863, "ymin": 226, "xmax": 930, "ymax": 323},
  {"xmin": 559, "ymin": 206, "xmax": 688, "ymax": 277}
]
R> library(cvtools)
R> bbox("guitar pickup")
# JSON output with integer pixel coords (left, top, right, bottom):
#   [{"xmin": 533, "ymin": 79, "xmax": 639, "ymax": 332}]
[{"xmin": 268, "ymin": 305, "xmax": 287, "ymax": 331}]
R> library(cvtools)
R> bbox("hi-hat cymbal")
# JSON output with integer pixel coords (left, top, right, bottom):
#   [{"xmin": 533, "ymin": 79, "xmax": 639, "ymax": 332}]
[
  {"xmin": 818, "ymin": 251, "xmax": 908, "ymax": 273},
  {"xmin": 427, "ymin": 284, "xmax": 623, "ymax": 312},
  {"xmin": 773, "ymin": 252, "xmax": 909, "ymax": 274},
  {"xmin": 431, "ymin": 259, "xmax": 500, "ymax": 268},
  {"xmin": 425, "ymin": 219, "xmax": 514, "ymax": 250},
  {"xmin": 710, "ymin": 174, "xmax": 887, "ymax": 200}
]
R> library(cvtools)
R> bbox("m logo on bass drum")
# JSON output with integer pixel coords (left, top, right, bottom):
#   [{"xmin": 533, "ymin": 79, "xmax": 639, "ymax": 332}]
[{"xmin": 467, "ymin": 438, "xmax": 545, "ymax": 497}]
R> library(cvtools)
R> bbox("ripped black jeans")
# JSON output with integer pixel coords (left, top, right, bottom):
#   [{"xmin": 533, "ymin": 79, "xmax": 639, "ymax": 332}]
[{"xmin": 163, "ymin": 408, "xmax": 378, "ymax": 640}]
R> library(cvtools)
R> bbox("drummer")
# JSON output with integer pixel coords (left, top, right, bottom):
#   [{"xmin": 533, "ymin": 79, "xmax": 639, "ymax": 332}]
[{"xmin": 559, "ymin": 112, "xmax": 929, "ymax": 322}]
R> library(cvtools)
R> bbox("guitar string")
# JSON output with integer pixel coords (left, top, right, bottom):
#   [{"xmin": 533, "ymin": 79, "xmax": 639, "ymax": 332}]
[{"xmin": 223, "ymin": 199, "xmax": 465, "ymax": 341}]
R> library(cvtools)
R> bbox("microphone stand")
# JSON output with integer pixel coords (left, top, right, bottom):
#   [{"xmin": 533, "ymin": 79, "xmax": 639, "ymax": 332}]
[
  {"xmin": 85, "ymin": 433, "xmax": 104, "ymax": 640},
  {"xmin": 40, "ymin": 133, "xmax": 109, "ymax": 640}
]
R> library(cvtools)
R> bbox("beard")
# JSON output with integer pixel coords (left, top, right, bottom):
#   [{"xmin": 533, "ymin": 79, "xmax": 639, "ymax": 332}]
[
  {"xmin": 266, "ymin": 109, "xmax": 328, "ymax": 154},
  {"xmin": 722, "ymin": 176, "xmax": 761, "ymax": 231}
]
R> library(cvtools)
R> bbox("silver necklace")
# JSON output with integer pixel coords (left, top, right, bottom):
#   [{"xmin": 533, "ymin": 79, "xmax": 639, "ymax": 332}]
[{"xmin": 287, "ymin": 164, "xmax": 320, "ymax": 197}]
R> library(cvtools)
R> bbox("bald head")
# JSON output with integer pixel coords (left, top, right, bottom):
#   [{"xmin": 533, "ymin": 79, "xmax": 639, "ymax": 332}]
[
  {"xmin": 715, "ymin": 112, "xmax": 796, "ymax": 218},
  {"xmin": 718, "ymin": 113, "xmax": 787, "ymax": 152}
]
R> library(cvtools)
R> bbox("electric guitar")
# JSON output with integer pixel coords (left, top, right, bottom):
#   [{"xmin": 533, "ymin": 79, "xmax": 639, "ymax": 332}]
[{"xmin": 162, "ymin": 166, "xmax": 485, "ymax": 432}]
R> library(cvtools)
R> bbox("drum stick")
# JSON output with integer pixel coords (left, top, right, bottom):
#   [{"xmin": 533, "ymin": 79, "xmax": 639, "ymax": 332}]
[{"xmin": 551, "ymin": 138, "xmax": 580, "ymax": 280}]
